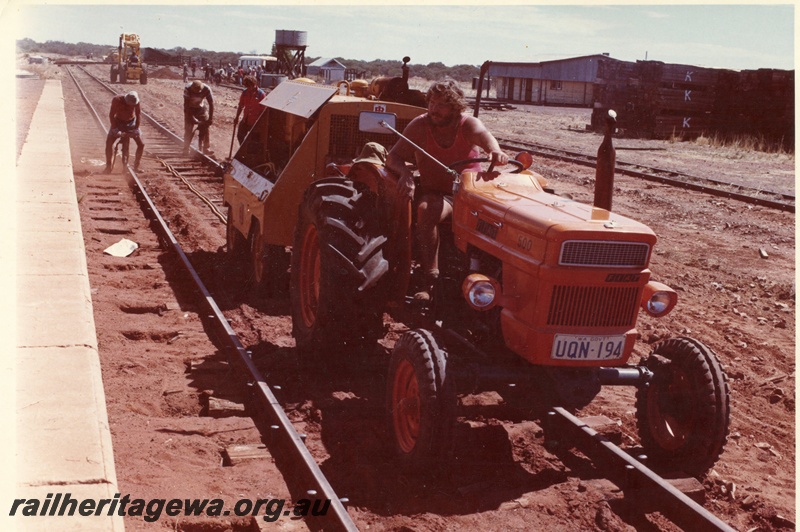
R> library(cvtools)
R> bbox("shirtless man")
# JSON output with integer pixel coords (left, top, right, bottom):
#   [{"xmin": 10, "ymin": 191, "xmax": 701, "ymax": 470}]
[
  {"xmin": 183, "ymin": 80, "xmax": 214, "ymax": 154},
  {"xmin": 104, "ymin": 90, "xmax": 144, "ymax": 173},
  {"xmin": 386, "ymin": 79, "xmax": 508, "ymax": 301}
]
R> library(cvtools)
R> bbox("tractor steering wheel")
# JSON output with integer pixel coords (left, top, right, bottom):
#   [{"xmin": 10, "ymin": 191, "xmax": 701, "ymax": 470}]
[{"xmin": 449, "ymin": 157, "xmax": 525, "ymax": 174}]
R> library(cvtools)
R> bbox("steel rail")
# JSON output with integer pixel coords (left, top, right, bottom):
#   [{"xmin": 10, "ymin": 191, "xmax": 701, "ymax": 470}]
[
  {"xmin": 437, "ymin": 325, "xmax": 736, "ymax": 531},
  {"xmin": 158, "ymin": 157, "xmax": 227, "ymax": 223},
  {"xmin": 65, "ymin": 65, "xmax": 358, "ymax": 531},
  {"xmin": 498, "ymin": 137, "xmax": 795, "ymax": 212},
  {"xmin": 546, "ymin": 407, "xmax": 736, "ymax": 532},
  {"xmin": 125, "ymin": 170, "xmax": 358, "ymax": 532}
]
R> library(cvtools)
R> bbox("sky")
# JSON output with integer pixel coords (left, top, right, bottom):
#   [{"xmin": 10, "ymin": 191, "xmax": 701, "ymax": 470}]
[{"xmin": 5, "ymin": 2, "xmax": 796, "ymax": 72}]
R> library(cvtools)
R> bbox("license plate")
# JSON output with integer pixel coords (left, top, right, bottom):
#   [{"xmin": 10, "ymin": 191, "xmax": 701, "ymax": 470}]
[{"xmin": 551, "ymin": 334, "xmax": 625, "ymax": 361}]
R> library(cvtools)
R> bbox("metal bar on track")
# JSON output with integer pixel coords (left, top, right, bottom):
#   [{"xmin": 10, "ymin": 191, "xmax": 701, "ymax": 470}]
[
  {"xmin": 498, "ymin": 139, "xmax": 794, "ymax": 212},
  {"xmin": 127, "ymin": 170, "xmax": 357, "ymax": 531},
  {"xmin": 547, "ymin": 407, "xmax": 736, "ymax": 532}
]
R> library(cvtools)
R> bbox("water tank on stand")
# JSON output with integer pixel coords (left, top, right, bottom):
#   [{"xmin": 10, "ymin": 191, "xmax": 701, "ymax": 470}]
[
  {"xmin": 275, "ymin": 30, "xmax": 308, "ymax": 47},
  {"xmin": 274, "ymin": 29, "xmax": 308, "ymax": 79}
]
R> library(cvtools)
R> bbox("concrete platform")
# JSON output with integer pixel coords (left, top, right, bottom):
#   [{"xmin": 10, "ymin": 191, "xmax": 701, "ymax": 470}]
[{"xmin": 11, "ymin": 80, "xmax": 124, "ymax": 531}]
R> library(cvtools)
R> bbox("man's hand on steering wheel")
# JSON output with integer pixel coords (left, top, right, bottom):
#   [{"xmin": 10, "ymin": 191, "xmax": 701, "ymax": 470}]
[
  {"xmin": 490, "ymin": 150, "xmax": 509, "ymax": 167},
  {"xmin": 448, "ymin": 156, "xmax": 524, "ymax": 174}
]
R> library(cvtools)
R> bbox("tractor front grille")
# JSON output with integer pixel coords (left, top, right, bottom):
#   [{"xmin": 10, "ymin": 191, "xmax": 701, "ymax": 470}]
[
  {"xmin": 329, "ymin": 115, "xmax": 412, "ymax": 160},
  {"xmin": 547, "ymin": 285, "xmax": 640, "ymax": 327},
  {"xmin": 560, "ymin": 240, "xmax": 650, "ymax": 268}
]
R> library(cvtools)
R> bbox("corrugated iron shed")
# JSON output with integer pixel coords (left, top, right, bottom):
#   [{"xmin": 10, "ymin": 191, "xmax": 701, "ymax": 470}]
[{"xmin": 488, "ymin": 54, "xmax": 610, "ymax": 82}]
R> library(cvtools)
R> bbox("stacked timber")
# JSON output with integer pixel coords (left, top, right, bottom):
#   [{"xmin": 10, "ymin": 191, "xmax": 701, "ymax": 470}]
[
  {"xmin": 592, "ymin": 59, "xmax": 793, "ymax": 149},
  {"xmin": 714, "ymin": 69, "xmax": 794, "ymax": 147}
]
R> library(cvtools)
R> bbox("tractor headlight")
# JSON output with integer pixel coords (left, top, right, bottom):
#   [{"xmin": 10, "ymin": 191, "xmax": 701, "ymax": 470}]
[
  {"xmin": 462, "ymin": 273, "xmax": 501, "ymax": 311},
  {"xmin": 641, "ymin": 282, "xmax": 677, "ymax": 317},
  {"xmin": 647, "ymin": 292, "xmax": 672, "ymax": 315}
]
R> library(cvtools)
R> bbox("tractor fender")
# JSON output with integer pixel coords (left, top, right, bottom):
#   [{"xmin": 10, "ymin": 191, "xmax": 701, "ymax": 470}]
[{"xmin": 348, "ymin": 162, "xmax": 412, "ymax": 302}]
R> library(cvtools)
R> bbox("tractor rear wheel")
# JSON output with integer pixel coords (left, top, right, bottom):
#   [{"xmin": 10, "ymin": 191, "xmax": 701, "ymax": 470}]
[
  {"xmin": 635, "ymin": 337, "xmax": 730, "ymax": 477},
  {"xmin": 140, "ymin": 70, "xmax": 148, "ymax": 84},
  {"xmin": 387, "ymin": 329, "xmax": 456, "ymax": 471},
  {"xmin": 290, "ymin": 177, "xmax": 389, "ymax": 358}
]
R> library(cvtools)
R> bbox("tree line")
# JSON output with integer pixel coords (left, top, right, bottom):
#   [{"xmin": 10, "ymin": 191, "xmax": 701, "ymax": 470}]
[{"xmin": 17, "ymin": 38, "xmax": 480, "ymax": 82}]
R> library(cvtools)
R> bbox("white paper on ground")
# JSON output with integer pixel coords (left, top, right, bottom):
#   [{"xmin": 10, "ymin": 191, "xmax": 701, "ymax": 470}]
[{"xmin": 103, "ymin": 238, "xmax": 139, "ymax": 257}]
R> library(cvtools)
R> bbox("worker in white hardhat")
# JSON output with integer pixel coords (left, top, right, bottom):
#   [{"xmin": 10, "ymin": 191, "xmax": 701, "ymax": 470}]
[{"xmin": 104, "ymin": 91, "xmax": 144, "ymax": 173}]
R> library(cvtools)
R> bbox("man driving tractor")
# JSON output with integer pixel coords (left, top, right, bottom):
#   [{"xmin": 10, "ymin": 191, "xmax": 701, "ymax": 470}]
[{"xmin": 386, "ymin": 79, "xmax": 508, "ymax": 302}]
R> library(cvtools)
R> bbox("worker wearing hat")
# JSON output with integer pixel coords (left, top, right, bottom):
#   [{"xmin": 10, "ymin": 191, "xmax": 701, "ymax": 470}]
[
  {"xmin": 104, "ymin": 90, "xmax": 144, "ymax": 173},
  {"xmin": 183, "ymin": 79, "xmax": 214, "ymax": 155}
]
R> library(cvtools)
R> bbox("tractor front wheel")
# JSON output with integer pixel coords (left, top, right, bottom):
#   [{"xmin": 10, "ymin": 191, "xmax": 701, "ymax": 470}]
[
  {"xmin": 387, "ymin": 329, "xmax": 456, "ymax": 471},
  {"xmin": 635, "ymin": 337, "xmax": 730, "ymax": 477}
]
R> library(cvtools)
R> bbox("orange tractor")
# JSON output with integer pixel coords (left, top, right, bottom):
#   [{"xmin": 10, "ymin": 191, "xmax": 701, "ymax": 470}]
[{"xmin": 223, "ymin": 70, "xmax": 730, "ymax": 477}]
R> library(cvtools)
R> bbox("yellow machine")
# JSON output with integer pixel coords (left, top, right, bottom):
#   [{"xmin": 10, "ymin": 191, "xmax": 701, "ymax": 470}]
[
  {"xmin": 223, "ymin": 80, "xmax": 425, "ymax": 287},
  {"xmin": 110, "ymin": 33, "xmax": 147, "ymax": 84}
]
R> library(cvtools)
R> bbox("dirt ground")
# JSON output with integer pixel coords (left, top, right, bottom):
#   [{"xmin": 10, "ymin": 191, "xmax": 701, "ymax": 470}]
[{"xmin": 18, "ymin": 60, "xmax": 795, "ymax": 531}]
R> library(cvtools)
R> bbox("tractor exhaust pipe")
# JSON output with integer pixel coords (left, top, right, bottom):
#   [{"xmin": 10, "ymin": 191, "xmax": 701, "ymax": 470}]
[
  {"xmin": 473, "ymin": 61, "xmax": 492, "ymax": 118},
  {"xmin": 594, "ymin": 109, "xmax": 617, "ymax": 211}
]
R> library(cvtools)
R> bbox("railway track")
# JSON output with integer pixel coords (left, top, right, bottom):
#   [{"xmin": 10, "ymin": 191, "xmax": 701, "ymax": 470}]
[
  {"xmin": 64, "ymin": 64, "xmax": 358, "ymax": 531},
  {"xmin": 61, "ymin": 64, "xmax": 739, "ymax": 531},
  {"xmin": 497, "ymin": 136, "xmax": 795, "ymax": 213}
]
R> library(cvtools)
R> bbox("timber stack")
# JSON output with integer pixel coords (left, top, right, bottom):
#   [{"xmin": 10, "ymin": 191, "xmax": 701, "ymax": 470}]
[{"xmin": 592, "ymin": 58, "xmax": 793, "ymax": 150}]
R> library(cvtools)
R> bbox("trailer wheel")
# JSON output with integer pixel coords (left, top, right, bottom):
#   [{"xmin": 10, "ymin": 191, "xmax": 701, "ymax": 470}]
[
  {"xmin": 249, "ymin": 223, "xmax": 267, "ymax": 288},
  {"xmin": 635, "ymin": 337, "xmax": 730, "ymax": 477},
  {"xmin": 247, "ymin": 223, "xmax": 287, "ymax": 296},
  {"xmin": 387, "ymin": 329, "xmax": 456, "ymax": 471},
  {"xmin": 290, "ymin": 177, "xmax": 389, "ymax": 358},
  {"xmin": 225, "ymin": 207, "xmax": 246, "ymax": 260}
]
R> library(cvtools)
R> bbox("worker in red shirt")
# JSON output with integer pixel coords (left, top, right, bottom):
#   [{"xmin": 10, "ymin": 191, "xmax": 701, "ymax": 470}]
[
  {"xmin": 104, "ymin": 91, "xmax": 144, "ymax": 173},
  {"xmin": 234, "ymin": 75, "xmax": 266, "ymax": 145}
]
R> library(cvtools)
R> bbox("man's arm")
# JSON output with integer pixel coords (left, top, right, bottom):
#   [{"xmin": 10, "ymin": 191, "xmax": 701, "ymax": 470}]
[
  {"xmin": 206, "ymin": 89, "xmax": 215, "ymax": 122},
  {"xmin": 234, "ymin": 92, "xmax": 244, "ymax": 121},
  {"xmin": 134, "ymin": 104, "xmax": 141, "ymax": 128},
  {"xmin": 386, "ymin": 117, "xmax": 424, "ymax": 199},
  {"xmin": 463, "ymin": 116, "xmax": 508, "ymax": 166}
]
